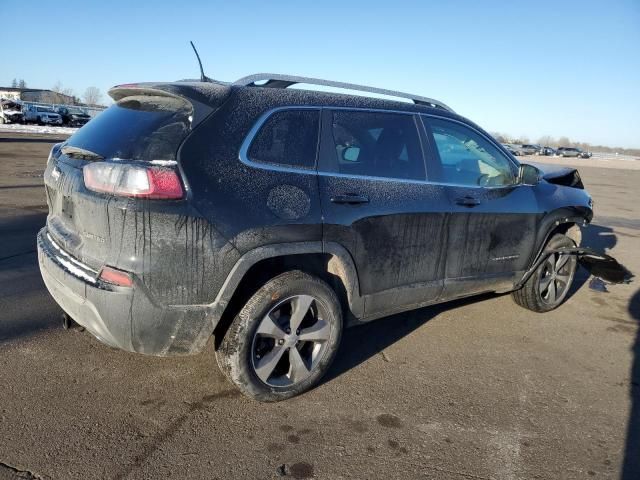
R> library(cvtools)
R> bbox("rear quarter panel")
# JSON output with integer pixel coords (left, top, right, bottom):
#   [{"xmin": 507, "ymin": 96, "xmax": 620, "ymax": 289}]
[{"xmin": 178, "ymin": 89, "xmax": 323, "ymax": 255}]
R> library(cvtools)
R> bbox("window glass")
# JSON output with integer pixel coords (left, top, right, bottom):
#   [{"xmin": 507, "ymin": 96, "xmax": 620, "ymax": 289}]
[
  {"xmin": 328, "ymin": 111, "xmax": 425, "ymax": 180},
  {"xmin": 65, "ymin": 95, "xmax": 192, "ymax": 161},
  {"xmin": 248, "ymin": 109, "xmax": 319, "ymax": 169},
  {"xmin": 427, "ymin": 117, "xmax": 517, "ymax": 187}
]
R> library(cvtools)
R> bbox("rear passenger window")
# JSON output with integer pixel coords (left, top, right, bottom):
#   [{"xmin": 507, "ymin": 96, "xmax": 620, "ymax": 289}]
[
  {"xmin": 327, "ymin": 111, "xmax": 425, "ymax": 181},
  {"xmin": 248, "ymin": 109, "xmax": 319, "ymax": 169}
]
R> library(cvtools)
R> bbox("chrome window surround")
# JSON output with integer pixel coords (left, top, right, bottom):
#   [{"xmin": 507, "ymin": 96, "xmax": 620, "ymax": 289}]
[
  {"xmin": 239, "ymin": 107, "xmax": 321, "ymax": 173},
  {"xmin": 238, "ymin": 106, "xmax": 522, "ymax": 189}
]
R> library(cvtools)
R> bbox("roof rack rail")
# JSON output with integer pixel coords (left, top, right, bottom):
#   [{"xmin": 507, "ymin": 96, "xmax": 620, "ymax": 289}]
[{"xmin": 233, "ymin": 73, "xmax": 455, "ymax": 113}]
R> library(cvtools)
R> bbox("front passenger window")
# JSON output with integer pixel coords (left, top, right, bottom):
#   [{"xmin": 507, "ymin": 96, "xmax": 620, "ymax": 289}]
[{"xmin": 427, "ymin": 117, "xmax": 517, "ymax": 187}]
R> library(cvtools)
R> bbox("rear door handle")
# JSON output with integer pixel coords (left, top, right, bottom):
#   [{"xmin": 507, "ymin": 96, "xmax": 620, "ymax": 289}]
[
  {"xmin": 455, "ymin": 196, "xmax": 481, "ymax": 207},
  {"xmin": 330, "ymin": 194, "xmax": 370, "ymax": 205}
]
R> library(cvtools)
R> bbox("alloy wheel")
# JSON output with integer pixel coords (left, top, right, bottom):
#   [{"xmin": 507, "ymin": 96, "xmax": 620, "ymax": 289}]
[
  {"xmin": 251, "ymin": 295, "xmax": 332, "ymax": 387},
  {"xmin": 539, "ymin": 253, "xmax": 574, "ymax": 305}
]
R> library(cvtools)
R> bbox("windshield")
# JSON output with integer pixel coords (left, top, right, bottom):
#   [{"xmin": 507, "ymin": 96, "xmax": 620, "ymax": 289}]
[
  {"xmin": 37, "ymin": 107, "xmax": 54, "ymax": 113},
  {"xmin": 64, "ymin": 95, "xmax": 192, "ymax": 161}
]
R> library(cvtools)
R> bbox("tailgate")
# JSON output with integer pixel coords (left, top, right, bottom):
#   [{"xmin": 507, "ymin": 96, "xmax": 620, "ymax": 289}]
[{"xmin": 43, "ymin": 92, "xmax": 197, "ymax": 270}]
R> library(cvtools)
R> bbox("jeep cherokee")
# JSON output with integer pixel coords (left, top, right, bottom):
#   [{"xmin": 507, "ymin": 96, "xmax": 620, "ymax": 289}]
[{"xmin": 38, "ymin": 74, "xmax": 594, "ymax": 401}]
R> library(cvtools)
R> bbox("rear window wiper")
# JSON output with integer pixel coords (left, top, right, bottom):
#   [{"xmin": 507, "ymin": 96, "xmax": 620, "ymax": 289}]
[{"xmin": 61, "ymin": 145, "xmax": 104, "ymax": 161}]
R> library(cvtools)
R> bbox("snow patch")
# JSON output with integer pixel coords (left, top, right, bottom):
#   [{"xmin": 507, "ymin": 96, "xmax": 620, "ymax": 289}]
[{"xmin": 0, "ymin": 124, "xmax": 78, "ymax": 135}]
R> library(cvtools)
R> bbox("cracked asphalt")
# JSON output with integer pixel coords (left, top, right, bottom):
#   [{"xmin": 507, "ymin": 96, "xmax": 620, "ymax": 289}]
[{"xmin": 0, "ymin": 133, "xmax": 638, "ymax": 479}]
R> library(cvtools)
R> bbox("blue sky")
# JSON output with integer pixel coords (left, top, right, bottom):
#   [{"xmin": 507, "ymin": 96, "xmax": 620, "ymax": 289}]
[{"xmin": 2, "ymin": 0, "xmax": 638, "ymax": 148}]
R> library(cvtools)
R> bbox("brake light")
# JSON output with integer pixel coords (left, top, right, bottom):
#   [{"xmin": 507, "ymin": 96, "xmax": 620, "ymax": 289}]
[
  {"xmin": 83, "ymin": 163, "xmax": 183, "ymax": 199},
  {"xmin": 99, "ymin": 266, "xmax": 133, "ymax": 287}
]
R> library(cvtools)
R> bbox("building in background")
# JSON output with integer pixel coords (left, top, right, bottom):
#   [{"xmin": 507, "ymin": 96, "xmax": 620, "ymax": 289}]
[{"xmin": 0, "ymin": 87, "xmax": 83, "ymax": 105}]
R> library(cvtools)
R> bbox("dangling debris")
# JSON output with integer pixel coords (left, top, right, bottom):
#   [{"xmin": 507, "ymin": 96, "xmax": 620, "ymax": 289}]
[{"xmin": 588, "ymin": 277, "xmax": 609, "ymax": 293}]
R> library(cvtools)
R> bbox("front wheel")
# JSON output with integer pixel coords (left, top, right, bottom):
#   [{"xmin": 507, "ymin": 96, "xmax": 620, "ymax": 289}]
[
  {"xmin": 512, "ymin": 233, "xmax": 578, "ymax": 312},
  {"xmin": 216, "ymin": 270, "xmax": 343, "ymax": 402}
]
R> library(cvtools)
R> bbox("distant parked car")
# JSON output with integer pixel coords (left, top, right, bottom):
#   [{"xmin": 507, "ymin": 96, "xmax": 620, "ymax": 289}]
[
  {"xmin": 23, "ymin": 105, "xmax": 62, "ymax": 125},
  {"xmin": 0, "ymin": 99, "xmax": 24, "ymax": 124},
  {"xmin": 57, "ymin": 106, "xmax": 91, "ymax": 127},
  {"xmin": 540, "ymin": 146, "xmax": 556, "ymax": 156},
  {"xmin": 520, "ymin": 144, "xmax": 540, "ymax": 155},
  {"xmin": 502, "ymin": 143, "xmax": 524, "ymax": 156},
  {"xmin": 556, "ymin": 147, "xmax": 586, "ymax": 158}
]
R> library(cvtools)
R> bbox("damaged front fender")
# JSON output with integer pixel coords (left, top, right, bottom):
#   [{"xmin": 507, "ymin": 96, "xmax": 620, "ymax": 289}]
[{"xmin": 516, "ymin": 247, "xmax": 633, "ymax": 288}]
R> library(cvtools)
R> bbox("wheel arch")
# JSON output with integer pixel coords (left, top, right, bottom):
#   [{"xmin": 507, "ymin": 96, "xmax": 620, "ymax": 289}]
[
  {"xmin": 528, "ymin": 209, "xmax": 588, "ymax": 270},
  {"xmin": 211, "ymin": 242, "xmax": 363, "ymax": 349}
]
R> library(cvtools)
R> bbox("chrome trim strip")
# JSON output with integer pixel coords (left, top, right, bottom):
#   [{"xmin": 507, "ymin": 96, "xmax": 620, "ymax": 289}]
[
  {"xmin": 238, "ymin": 106, "xmax": 522, "ymax": 190},
  {"xmin": 46, "ymin": 233, "xmax": 99, "ymax": 275}
]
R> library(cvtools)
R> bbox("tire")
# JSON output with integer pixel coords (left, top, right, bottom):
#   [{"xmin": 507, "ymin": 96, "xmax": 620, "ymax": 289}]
[
  {"xmin": 216, "ymin": 270, "xmax": 343, "ymax": 402},
  {"xmin": 512, "ymin": 234, "xmax": 578, "ymax": 313}
]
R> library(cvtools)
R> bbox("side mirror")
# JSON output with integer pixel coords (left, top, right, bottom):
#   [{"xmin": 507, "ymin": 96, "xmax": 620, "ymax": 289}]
[
  {"xmin": 342, "ymin": 146, "xmax": 361, "ymax": 162},
  {"xmin": 519, "ymin": 164, "xmax": 540, "ymax": 185}
]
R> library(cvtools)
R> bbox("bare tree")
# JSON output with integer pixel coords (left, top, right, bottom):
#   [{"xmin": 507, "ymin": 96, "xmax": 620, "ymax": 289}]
[
  {"xmin": 18, "ymin": 79, "xmax": 27, "ymax": 88},
  {"xmin": 83, "ymin": 86, "xmax": 103, "ymax": 106},
  {"xmin": 490, "ymin": 132, "xmax": 505, "ymax": 143},
  {"xmin": 537, "ymin": 135, "xmax": 555, "ymax": 147},
  {"xmin": 11, "ymin": 78, "xmax": 18, "ymax": 88},
  {"xmin": 491, "ymin": 132, "xmax": 514, "ymax": 143},
  {"xmin": 51, "ymin": 81, "xmax": 76, "ymax": 104},
  {"xmin": 557, "ymin": 136, "xmax": 571, "ymax": 147}
]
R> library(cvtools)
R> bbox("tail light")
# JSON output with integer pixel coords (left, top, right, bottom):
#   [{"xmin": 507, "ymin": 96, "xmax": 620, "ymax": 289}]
[
  {"xmin": 99, "ymin": 266, "xmax": 133, "ymax": 287},
  {"xmin": 83, "ymin": 162, "xmax": 184, "ymax": 199}
]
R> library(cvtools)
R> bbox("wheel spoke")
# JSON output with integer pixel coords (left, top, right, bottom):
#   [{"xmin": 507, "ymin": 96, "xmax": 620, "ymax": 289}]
[
  {"xmin": 547, "ymin": 280, "xmax": 557, "ymax": 302},
  {"xmin": 254, "ymin": 345, "xmax": 286, "ymax": 383},
  {"xmin": 289, "ymin": 347, "xmax": 311, "ymax": 382},
  {"xmin": 545, "ymin": 255, "xmax": 556, "ymax": 271},
  {"xmin": 555, "ymin": 273, "xmax": 570, "ymax": 287},
  {"xmin": 298, "ymin": 319, "xmax": 331, "ymax": 342},
  {"xmin": 555, "ymin": 254, "xmax": 569, "ymax": 271},
  {"xmin": 256, "ymin": 313, "xmax": 286, "ymax": 339},
  {"xmin": 540, "ymin": 275, "xmax": 553, "ymax": 292},
  {"xmin": 289, "ymin": 295, "xmax": 314, "ymax": 331}
]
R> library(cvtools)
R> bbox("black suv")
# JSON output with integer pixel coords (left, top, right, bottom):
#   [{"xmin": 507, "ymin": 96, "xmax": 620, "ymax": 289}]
[
  {"xmin": 56, "ymin": 106, "xmax": 92, "ymax": 127},
  {"xmin": 38, "ymin": 74, "xmax": 593, "ymax": 401}
]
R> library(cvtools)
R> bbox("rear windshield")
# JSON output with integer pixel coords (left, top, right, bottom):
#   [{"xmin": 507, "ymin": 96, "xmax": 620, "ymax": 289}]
[{"xmin": 65, "ymin": 95, "xmax": 192, "ymax": 161}]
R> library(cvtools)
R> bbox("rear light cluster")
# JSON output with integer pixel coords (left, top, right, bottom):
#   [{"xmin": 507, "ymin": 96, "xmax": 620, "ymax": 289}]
[
  {"xmin": 99, "ymin": 266, "xmax": 133, "ymax": 287},
  {"xmin": 83, "ymin": 162, "xmax": 184, "ymax": 199}
]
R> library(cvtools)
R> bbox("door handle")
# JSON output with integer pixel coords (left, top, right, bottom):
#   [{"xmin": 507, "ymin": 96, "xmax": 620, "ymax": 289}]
[
  {"xmin": 455, "ymin": 196, "xmax": 481, "ymax": 207},
  {"xmin": 330, "ymin": 194, "xmax": 370, "ymax": 205}
]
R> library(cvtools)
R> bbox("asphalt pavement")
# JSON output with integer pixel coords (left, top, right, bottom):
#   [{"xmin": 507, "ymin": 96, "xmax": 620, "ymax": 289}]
[{"xmin": 0, "ymin": 133, "xmax": 638, "ymax": 479}]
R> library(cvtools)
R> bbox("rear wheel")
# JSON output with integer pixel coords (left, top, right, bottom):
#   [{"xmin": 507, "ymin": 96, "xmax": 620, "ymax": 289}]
[
  {"xmin": 512, "ymin": 234, "xmax": 577, "ymax": 312},
  {"xmin": 216, "ymin": 270, "xmax": 343, "ymax": 402}
]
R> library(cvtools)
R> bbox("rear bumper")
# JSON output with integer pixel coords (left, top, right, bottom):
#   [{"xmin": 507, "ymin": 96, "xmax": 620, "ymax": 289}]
[{"xmin": 37, "ymin": 228, "xmax": 215, "ymax": 356}]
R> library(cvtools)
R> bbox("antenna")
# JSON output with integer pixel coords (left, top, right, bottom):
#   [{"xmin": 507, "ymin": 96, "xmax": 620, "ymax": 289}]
[{"xmin": 190, "ymin": 41, "xmax": 209, "ymax": 82}]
